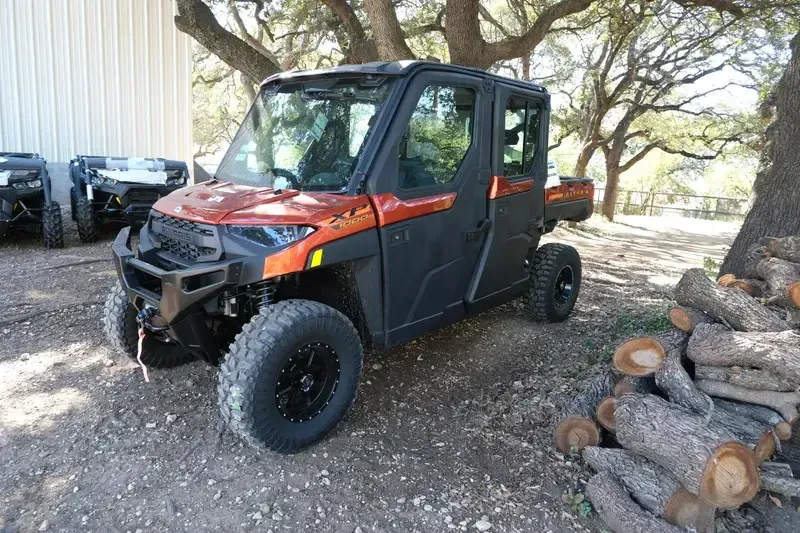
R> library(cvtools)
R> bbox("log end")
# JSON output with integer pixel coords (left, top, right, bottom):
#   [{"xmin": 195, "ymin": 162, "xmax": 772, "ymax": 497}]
[
  {"xmin": 729, "ymin": 280, "xmax": 756, "ymax": 297},
  {"xmin": 596, "ymin": 396, "xmax": 616, "ymax": 431},
  {"xmin": 669, "ymin": 307, "xmax": 693, "ymax": 333},
  {"xmin": 775, "ymin": 421, "xmax": 792, "ymax": 441},
  {"xmin": 700, "ymin": 441, "xmax": 760, "ymax": 509},
  {"xmin": 664, "ymin": 487, "xmax": 717, "ymax": 533},
  {"xmin": 613, "ymin": 337, "xmax": 666, "ymax": 376},
  {"xmin": 555, "ymin": 417, "xmax": 600, "ymax": 454},
  {"xmin": 718, "ymin": 273, "xmax": 736, "ymax": 287},
  {"xmin": 755, "ymin": 432, "xmax": 777, "ymax": 465},
  {"xmin": 788, "ymin": 282, "xmax": 800, "ymax": 308}
]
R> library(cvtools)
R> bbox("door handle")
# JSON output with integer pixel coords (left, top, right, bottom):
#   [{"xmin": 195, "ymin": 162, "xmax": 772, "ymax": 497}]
[{"xmin": 465, "ymin": 219, "xmax": 491, "ymax": 242}]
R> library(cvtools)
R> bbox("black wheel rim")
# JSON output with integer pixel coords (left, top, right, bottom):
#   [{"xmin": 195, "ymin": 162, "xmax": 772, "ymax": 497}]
[
  {"xmin": 275, "ymin": 343, "xmax": 340, "ymax": 423},
  {"xmin": 553, "ymin": 265, "xmax": 574, "ymax": 308}
]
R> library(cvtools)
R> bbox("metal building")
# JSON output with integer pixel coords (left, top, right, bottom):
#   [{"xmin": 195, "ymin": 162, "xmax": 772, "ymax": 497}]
[{"xmin": 0, "ymin": 0, "xmax": 193, "ymax": 173}]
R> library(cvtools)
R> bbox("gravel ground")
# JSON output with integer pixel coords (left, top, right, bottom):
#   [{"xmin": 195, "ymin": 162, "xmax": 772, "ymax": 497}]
[{"xmin": 0, "ymin": 213, "xmax": 740, "ymax": 533}]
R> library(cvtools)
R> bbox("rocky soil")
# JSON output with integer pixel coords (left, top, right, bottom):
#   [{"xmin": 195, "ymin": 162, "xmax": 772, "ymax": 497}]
[{"xmin": 0, "ymin": 214, "xmax": 740, "ymax": 533}]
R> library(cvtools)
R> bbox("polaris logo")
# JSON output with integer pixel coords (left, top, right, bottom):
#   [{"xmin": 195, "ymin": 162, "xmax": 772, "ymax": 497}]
[
  {"xmin": 160, "ymin": 225, "xmax": 193, "ymax": 244},
  {"xmin": 174, "ymin": 205, "xmax": 183, "ymax": 213}
]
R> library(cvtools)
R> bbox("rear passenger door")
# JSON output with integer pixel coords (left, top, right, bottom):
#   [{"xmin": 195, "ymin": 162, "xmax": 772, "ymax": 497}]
[
  {"xmin": 366, "ymin": 71, "xmax": 492, "ymax": 346},
  {"xmin": 466, "ymin": 85, "xmax": 549, "ymax": 312}
]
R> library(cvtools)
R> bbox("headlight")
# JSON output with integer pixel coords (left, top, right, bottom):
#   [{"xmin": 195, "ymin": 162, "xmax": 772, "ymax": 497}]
[
  {"xmin": 12, "ymin": 182, "xmax": 26, "ymax": 190},
  {"xmin": 90, "ymin": 175, "xmax": 117, "ymax": 186},
  {"xmin": 228, "ymin": 225, "xmax": 315, "ymax": 248},
  {"xmin": 27, "ymin": 179, "xmax": 42, "ymax": 188},
  {"xmin": 167, "ymin": 176, "xmax": 186, "ymax": 187},
  {"xmin": 11, "ymin": 179, "xmax": 42, "ymax": 190}
]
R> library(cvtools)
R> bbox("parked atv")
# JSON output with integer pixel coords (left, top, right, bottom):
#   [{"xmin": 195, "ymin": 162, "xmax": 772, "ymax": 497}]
[
  {"xmin": 105, "ymin": 61, "xmax": 594, "ymax": 453},
  {"xmin": 0, "ymin": 153, "xmax": 64, "ymax": 248},
  {"xmin": 69, "ymin": 156, "xmax": 189, "ymax": 242}
]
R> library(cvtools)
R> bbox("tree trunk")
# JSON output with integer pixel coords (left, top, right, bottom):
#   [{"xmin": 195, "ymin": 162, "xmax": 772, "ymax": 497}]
[
  {"xmin": 583, "ymin": 447, "xmax": 715, "ymax": 533},
  {"xmin": 602, "ymin": 165, "xmax": 621, "ymax": 221},
  {"xmin": 755, "ymin": 257, "xmax": 800, "ymax": 307},
  {"xmin": 613, "ymin": 330, "xmax": 688, "ymax": 376},
  {"xmin": 654, "ymin": 346, "xmax": 713, "ymax": 414},
  {"xmin": 614, "ymin": 375, "xmax": 656, "ymax": 397},
  {"xmin": 687, "ymin": 324, "xmax": 800, "ymax": 384},
  {"xmin": 554, "ymin": 369, "xmax": 615, "ymax": 453},
  {"xmin": 719, "ymin": 32, "xmax": 800, "ymax": 277},
  {"xmin": 763, "ymin": 235, "xmax": 800, "ymax": 263},
  {"xmin": 675, "ymin": 269, "xmax": 789, "ymax": 332},
  {"xmin": 714, "ymin": 399, "xmax": 792, "ymax": 440},
  {"xmin": 695, "ymin": 379, "xmax": 800, "ymax": 423},
  {"xmin": 777, "ymin": 426, "xmax": 800, "ymax": 474},
  {"xmin": 615, "ymin": 393, "xmax": 760, "ymax": 508},
  {"xmin": 761, "ymin": 473, "xmax": 800, "ymax": 498},
  {"xmin": 586, "ymin": 473, "xmax": 687, "ymax": 533},
  {"xmin": 669, "ymin": 306, "xmax": 715, "ymax": 333},
  {"xmin": 363, "ymin": 0, "xmax": 415, "ymax": 61},
  {"xmin": 694, "ymin": 365, "xmax": 796, "ymax": 392}
]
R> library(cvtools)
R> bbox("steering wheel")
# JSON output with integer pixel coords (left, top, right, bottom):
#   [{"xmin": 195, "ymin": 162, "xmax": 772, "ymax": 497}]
[{"xmin": 270, "ymin": 167, "xmax": 301, "ymax": 190}]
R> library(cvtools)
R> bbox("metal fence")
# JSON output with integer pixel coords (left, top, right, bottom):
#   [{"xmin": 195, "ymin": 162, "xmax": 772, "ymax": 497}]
[{"xmin": 594, "ymin": 188, "xmax": 750, "ymax": 221}]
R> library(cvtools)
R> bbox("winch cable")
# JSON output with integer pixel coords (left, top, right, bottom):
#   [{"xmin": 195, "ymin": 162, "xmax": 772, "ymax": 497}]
[{"xmin": 136, "ymin": 327, "xmax": 151, "ymax": 383}]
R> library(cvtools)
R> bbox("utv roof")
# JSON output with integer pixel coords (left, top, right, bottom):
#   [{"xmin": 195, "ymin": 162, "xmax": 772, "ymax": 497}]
[{"xmin": 260, "ymin": 60, "xmax": 547, "ymax": 94}]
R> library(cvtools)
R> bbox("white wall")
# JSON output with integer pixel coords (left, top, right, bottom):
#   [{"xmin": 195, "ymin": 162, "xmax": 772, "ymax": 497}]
[{"xmin": 0, "ymin": 0, "xmax": 192, "ymax": 172}]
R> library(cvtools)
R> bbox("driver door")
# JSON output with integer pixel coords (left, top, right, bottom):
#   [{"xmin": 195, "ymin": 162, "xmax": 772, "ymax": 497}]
[{"xmin": 366, "ymin": 70, "xmax": 492, "ymax": 346}]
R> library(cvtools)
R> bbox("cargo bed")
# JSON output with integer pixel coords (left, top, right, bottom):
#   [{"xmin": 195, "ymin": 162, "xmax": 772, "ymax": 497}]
[{"xmin": 543, "ymin": 176, "xmax": 594, "ymax": 229}]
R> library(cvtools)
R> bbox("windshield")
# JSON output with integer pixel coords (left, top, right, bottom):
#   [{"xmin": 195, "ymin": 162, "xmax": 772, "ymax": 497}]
[{"xmin": 216, "ymin": 78, "xmax": 395, "ymax": 192}]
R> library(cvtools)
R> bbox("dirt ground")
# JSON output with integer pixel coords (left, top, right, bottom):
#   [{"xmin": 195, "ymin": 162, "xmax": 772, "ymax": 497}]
[{"xmin": 0, "ymin": 214, "xmax": 741, "ymax": 533}]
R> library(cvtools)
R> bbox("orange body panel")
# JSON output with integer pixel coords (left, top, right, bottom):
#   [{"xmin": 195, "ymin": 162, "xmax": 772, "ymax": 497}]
[
  {"xmin": 370, "ymin": 192, "xmax": 457, "ymax": 227},
  {"xmin": 487, "ymin": 176, "xmax": 534, "ymax": 199},
  {"xmin": 545, "ymin": 181, "xmax": 594, "ymax": 206}
]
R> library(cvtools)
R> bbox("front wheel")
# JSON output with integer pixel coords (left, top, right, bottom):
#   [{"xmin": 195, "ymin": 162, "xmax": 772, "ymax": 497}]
[
  {"xmin": 75, "ymin": 196, "xmax": 98, "ymax": 243},
  {"xmin": 523, "ymin": 243, "xmax": 582, "ymax": 322},
  {"xmin": 103, "ymin": 282, "xmax": 194, "ymax": 368},
  {"xmin": 41, "ymin": 201, "xmax": 64, "ymax": 249},
  {"xmin": 218, "ymin": 300, "xmax": 363, "ymax": 453}
]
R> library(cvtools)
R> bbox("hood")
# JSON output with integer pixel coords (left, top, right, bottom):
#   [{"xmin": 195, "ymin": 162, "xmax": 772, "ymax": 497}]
[{"xmin": 152, "ymin": 181, "xmax": 369, "ymax": 227}]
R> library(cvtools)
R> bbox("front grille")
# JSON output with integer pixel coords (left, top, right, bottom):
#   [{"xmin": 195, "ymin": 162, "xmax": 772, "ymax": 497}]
[
  {"xmin": 151, "ymin": 212, "xmax": 217, "ymax": 262},
  {"xmin": 125, "ymin": 190, "xmax": 160, "ymax": 205}
]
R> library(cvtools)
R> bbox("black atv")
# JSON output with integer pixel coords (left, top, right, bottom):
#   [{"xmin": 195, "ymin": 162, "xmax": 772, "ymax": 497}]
[
  {"xmin": 69, "ymin": 156, "xmax": 189, "ymax": 242},
  {"xmin": 0, "ymin": 153, "xmax": 64, "ymax": 248}
]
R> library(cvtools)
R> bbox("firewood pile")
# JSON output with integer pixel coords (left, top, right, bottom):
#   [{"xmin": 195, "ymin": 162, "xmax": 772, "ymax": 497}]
[{"xmin": 555, "ymin": 235, "xmax": 800, "ymax": 533}]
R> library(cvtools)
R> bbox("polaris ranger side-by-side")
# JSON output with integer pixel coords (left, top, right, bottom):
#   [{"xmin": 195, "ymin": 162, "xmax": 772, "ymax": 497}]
[
  {"xmin": 0, "ymin": 153, "xmax": 64, "ymax": 248},
  {"xmin": 70, "ymin": 156, "xmax": 190, "ymax": 242},
  {"xmin": 105, "ymin": 61, "xmax": 594, "ymax": 452}
]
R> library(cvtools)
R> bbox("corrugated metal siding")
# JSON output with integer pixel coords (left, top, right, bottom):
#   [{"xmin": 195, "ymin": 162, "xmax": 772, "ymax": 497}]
[{"xmin": 0, "ymin": 0, "xmax": 192, "ymax": 171}]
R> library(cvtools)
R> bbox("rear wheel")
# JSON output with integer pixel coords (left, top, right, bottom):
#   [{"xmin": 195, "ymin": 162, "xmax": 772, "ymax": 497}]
[
  {"xmin": 75, "ymin": 196, "xmax": 98, "ymax": 242},
  {"xmin": 41, "ymin": 201, "xmax": 64, "ymax": 248},
  {"xmin": 218, "ymin": 300, "xmax": 363, "ymax": 453},
  {"xmin": 103, "ymin": 282, "xmax": 194, "ymax": 368},
  {"xmin": 523, "ymin": 243, "xmax": 582, "ymax": 322}
]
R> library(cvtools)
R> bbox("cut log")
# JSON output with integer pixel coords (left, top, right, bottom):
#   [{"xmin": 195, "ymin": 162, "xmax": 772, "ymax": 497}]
[
  {"xmin": 553, "ymin": 369, "xmax": 615, "ymax": 454},
  {"xmin": 714, "ymin": 399, "xmax": 792, "ymax": 440},
  {"xmin": 694, "ymin": 365, "xmax": 797, "ymax": 393},
  {"xmin": 762, "ymin": 235, "xmax": 800, "ymax": 263},
  {"xmin": 777, "ymin": 424, "xmax": 800, "ymax": 475},
  {"xmin": 669, "ymin": 306, "xmax": 715, "ymax": 333},
  {"xmin": 654, "ymin": 345, "xmax": 712, "ymax": 414},
  {"xmin": 596, "ymin": 396, "xmax": 616, "ymax": 431},
  {"xmin": 613, "ymin": 330, "xmax": 687, "ymax": 376},
  {"xmin": 675, "ymin": 268, "xmax": 790, "ymax": 332},
  {"xmin": 695, "ymin": 379, "xmax": 800, "ymax": 424},
  {"xmin": 718, "ymin": 273, "xmax": 736, "ymax": 286},
  {"xmin": 688, "ymin": 323, "xmax": 800, "ymax": 384},
  {"xmin": 583, "ymin": 447, "xmax": 715, "ymax": 533},
  {"xmin": 729, "ymin": 278, "xmax": 767, "ymax": 297},
  {"xmin": 755, "ymin": 257, "xmax": 800, "ymax": 308},
  {"xmin": 585, "ymin": 473, "xmax": 686, "ymax": 533},
  {"xmin": 760, "ymin": 462, "xmax": 794, "ymax": 478},
  {"xmin": 614, "ymin": 375, "xmax": 656, "ymax": 397},
  {"xmin": 615, "ymin": 393, "xmax": 760, "ymax": 508},
  {"xmin": 761, "ymin": 473, "xmax": 800, "ymax": 498}
]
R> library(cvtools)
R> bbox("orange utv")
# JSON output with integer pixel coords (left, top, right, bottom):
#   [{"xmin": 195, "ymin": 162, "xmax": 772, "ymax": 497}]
[{"xmin": 105, "ymin": 61, "xmax": 594, "ymax": 452}]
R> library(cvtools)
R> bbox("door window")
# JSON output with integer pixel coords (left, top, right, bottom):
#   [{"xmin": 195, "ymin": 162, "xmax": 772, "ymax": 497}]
[
  {"xmin": 503, "ymin": 97, "xmax": 541, "ymax": 177},
  {"xmin": 399, "ymin": 85, "xmax": 475, "ymax": 190}
]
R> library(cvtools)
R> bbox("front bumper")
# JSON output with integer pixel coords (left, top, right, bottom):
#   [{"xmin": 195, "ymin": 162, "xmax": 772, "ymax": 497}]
[
  {"xmin": 112, "ymin": 226, "xmax": 244, "ymax": 362},
  {"xmin": 90, "ymin": 183, "xmax": 183, "ymax": 223}
]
